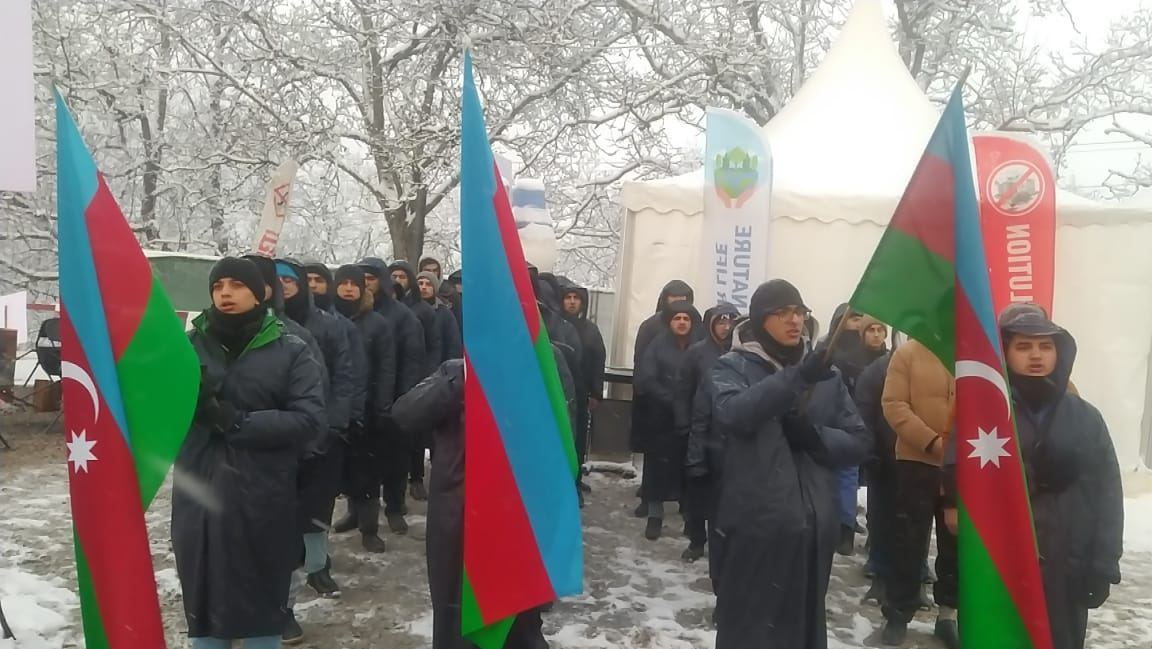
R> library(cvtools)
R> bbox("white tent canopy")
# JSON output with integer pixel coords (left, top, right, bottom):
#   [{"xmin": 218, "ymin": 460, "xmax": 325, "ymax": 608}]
[{"xmin": 613, "ymin": 0, "xmax": 1152, "ymax": 470}]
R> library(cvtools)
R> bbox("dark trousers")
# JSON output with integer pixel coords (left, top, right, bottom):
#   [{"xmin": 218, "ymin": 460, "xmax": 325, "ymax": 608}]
[
  {"xmin": 683, "ymin": 476, "xmax": 715, "ymax": 548},
  {"xmin": 575, "ymin": 400, "xmax": 590, "ymax": 469},
  {"xmin": 882, "ymin": 461, "xmax": 958, "ymax": 624},
  {"xmin": 865, "ymin": 461, "xmax": 898, "ymax": 580},
  {"xmin": 380, "ymin": 423, "xmax": 409, "ymax": 517}
]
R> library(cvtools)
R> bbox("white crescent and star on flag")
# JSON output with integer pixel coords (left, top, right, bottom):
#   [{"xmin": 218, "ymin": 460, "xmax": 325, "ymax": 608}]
[
  {"xmin": 61, "ymin": 359, "xmax": 100, "ymax": 474},
  {"xmin": 955, "ymin": 359, "xmax": 1013, "ymax": 470}
]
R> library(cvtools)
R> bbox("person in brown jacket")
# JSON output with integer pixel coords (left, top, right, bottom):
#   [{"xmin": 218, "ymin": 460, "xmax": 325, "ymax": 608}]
[{"xmin": 878, "ymin": 338, "xmax": 958, "ymax": 648}]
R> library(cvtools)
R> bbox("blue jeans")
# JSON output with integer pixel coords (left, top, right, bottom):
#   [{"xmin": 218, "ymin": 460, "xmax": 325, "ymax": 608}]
[
  {"xmin": 191, "ymin": 636, "xmax": 281, "ymax": 649},
  {"xmin": 838, "ymin": 466, "xmax": 859, "ymax": 528}
]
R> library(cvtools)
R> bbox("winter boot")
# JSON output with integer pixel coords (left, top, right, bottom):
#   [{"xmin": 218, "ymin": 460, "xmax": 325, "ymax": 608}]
[
  {"xmin": 409, "ymin": 480, "xmax": 428, "ymax": 501},
  {"xmin": 332, "ymin": 502, "xmax": 358, "ymax": 534},
  {"xmin": 283, "ymin": 610, "xmax": 304, "ymax": 645},
  {"xmin": 307, "ymin": 566, "xmax": 342, "ymax": 599},
  {"xmin": 358, "ymin": 500, "xmax": 387, "ymax": 553},
  {"xmin": 644, "ymin": 517, "xmax": 662, "ymax": 541},
  {"xmin": 861, "ymin": 579, "xmax": 885, "ymax": 605},
  {"xmin": 935, "ymin": 609, "xmax": 960, "ymax": 649},
  {"xmin": 836, "ymin": 524, "xmax": 855, "ymax": 556},
  {"xmin": 879, "ymin": 620, "xmax": 907, "ymax": 646},
  {"xmin": 578, "ymin": 479, "xmax": 592, "ymax": 494},
  {"xmin": 681, "ymin": 544, "xmax": 705, "ymax": 563},
  {"xmin": 387, "ymin": 512, "xmax": 409, "ymax": 535},
  {"xmin": 633, "ymin": 502, "xmax": 648, "ymax": 518}
]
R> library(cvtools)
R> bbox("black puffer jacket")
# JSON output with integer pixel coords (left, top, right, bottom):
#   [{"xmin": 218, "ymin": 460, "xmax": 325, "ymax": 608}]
[
  {"xmin": 558, "ymin": 278, "xmax": 607, "ymax": 401},
  {"xmin": 709, "ymin": 321, "xmax": 870, "ymax": 649},
  {"xmin": 390, "ymin": 260, "xmax": 444, "ymax": 376},
  {"xmin": 529, "ymin": 269, "xmax": 584, "ymax": 396},
  {"xmin": 944, "ymin": 323, "xmax": 1122, "ymax": 649},
  {"xmin": 303, "ymin": 262, "xmax": 369, "ymax": 424},
  {"xmin": 682, "ymin": 304, "xmax": 740, "ymax": 477},
  {"xmin": 174, "ymin": 312, "xmax": 326, "ymax": 639},
  {"xmin": 281, "ymin": 259, "xmax": 354, "ymax": 449},
  {"xmin": 359, "ymin": 257, "xmax": 426, "ymax": 394},
  {"xmin": 347, "ymin": 290, "xmax": 399, "ymax": 426},
  {"xmin": 634, "ymin": 280, "xmax": 701, "ymax": 365}
]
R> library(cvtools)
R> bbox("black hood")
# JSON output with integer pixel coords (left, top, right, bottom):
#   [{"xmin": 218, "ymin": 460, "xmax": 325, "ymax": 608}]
[
  {"xmin": 1001, "ymin": 311, "xmax": 1077, "ymax": 398},
  {"xmin": 828, "ymin": 302, "xmax": 853, "ymax": 335},
  {"xmin": 536, "ymin": 279, "xmax": 563, "ymax": 314},
  {"xmin": 655, "ymin": 280, "xmax": 694, "ymax": 313},
  {"xmin": 557, "ymin": 277, "xmax": 590, "ymax": 320},
  {"xmin": 388, "ymin": 260, "xmax": 421, "ymax": 305},
  {"xmin": 302, "ymin": 261, "xmax": 335, "ymax": 312},
  {"xmin": 241, "ymin": 253, "xmax": 284, "ymax": 314},
  {"xmin": 704, "ymin": 302, "xmax": 740, "ymax": 344},
  {"xmin": 358, "ymin": 256, "xmax": 399, "ymax": 305},
  {"xmin": 277, "ymin": 257, "xmax": 314, "ymax": 324},
  {"xmin": 661, "ymin": 300, "xmax": 702, "ymax": 332}
]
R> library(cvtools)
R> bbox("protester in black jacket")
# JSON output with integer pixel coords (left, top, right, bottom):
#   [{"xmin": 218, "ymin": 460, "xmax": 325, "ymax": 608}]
[
  {"xmin": 173, "ymin": 257, "xmax": 326, "ymax": 647},
  {"xmin": 303, "ymin": 262, "xmax": 368, "ymax": 433},
  {"xmin": 390, "ymin": 260, "xmax": 443, "ymax": 377},
  {"xmin": 679, "ymin": 303, "xmax": 738, "ymax": 564},
  {"xmin": 326, "ymin": 265, "xmax": 400, "ymax": 551},
  {"xmin": 393, "ymin": 360, "xmax": 551, "ymax": 649},
  {"xmin": 635, "ymin": 301, "xmax": 702, "ymax": 541},
  {"xmin": 276, "ymin": 259, "xmax": 355, "ymax": 628},
  {"xmin": 853, "ymin": 332, "xmax": 897, "ymax": 604},
  {"xmin": 942, "ymin": 310, "xmax": 1123, "ymax": 649},
  {"xmin": 710, "ymin": 280, "xmax": 871, "ymax": 649},
  {"xmin": 557, "ymin": 277, "xmax": 607, "ymax": 493},
  {"xmin": 358, "ymin": 256, "xmax": 425, "ymax": 533}
]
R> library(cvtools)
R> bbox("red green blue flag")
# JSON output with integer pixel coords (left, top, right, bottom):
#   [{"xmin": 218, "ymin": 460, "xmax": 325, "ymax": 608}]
[
  {"xmin": 458, "ymin": 52, "xmax": 583, "ymax": 649},
  {"xmin": 850, "ymin": 85, "xmax": 1053, "ymax": 649},
  {"xmin": 55, "ymin": 91, "xmax": 201, "ymax": 649}
]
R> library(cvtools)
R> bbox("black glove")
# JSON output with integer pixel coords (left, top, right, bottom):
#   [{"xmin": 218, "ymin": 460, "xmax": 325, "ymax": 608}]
[
  {"xmin": 780, "ymin": 409, "xmax": 817, "ymax": 451},
  {"xmin": 798, "ymin": 351, "xmax": 836, "ymax": 384},
  {"xmin": 197, "ymin": 394, "xmax": 238, "ymax": 434},
  {"xmin": 1083, "ymin": 577, "xmax": 1111, "ymax": 609}
]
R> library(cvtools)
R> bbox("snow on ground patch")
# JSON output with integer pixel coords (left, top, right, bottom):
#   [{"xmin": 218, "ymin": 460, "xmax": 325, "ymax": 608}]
[{"xmin": 0, "ymin": 566, "xmax": 77, "ymax": 649}]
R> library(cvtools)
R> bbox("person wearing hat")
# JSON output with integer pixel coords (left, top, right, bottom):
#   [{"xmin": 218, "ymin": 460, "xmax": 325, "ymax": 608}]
[
  {"xmin": 679, "ymin": 303, "xmax": 739, "ymax": 566},
  {"xmin": 328, "ymin": 264, "xmax": 399, "ymax": 554},
  {"xmin": 710, "ymin": 279, "xmax": 870, "ymax": 649},
  {"xmin": 275, "ymin": 259, "xmax": 356, "ymax": 640},
  {"xmin": 241, "ymin": 253, "xmax": 325, "ymax": 365},
  {"xmin": 634, "ymin": 300, "xmax": 702, "ymax": 539},
  {"xmin": 407, "ymin": 270, "xmax": 462, "ymax": 501},
  {"xmin": 173, "ymin": 257, "xmax": 326, "ymax": 649},
  {"xmin": 941, "ymin": 311, "xmax": 1122, "ymax": 649},
  {"xmin": 419, "ymin": 257, "xmax": 443, "ymax": 280},
  {"xmin": 355, "ymin": 256, "xmax": 425, "ymax": 534}
]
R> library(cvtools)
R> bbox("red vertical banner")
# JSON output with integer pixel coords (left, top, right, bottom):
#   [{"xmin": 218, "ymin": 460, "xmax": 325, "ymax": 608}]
[{"xmin": 973, "ymin": 134, "xmax": 1056, "ymax": 316}]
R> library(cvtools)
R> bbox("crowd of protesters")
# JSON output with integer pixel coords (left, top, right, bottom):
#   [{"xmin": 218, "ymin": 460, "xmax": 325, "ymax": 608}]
[{"xmin": 174, "ymin": 255, "xmax": 1122, "ymax": 649}]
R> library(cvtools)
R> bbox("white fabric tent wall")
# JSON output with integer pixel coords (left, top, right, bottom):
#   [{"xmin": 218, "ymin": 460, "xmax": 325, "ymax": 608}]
[{"xmin": 612, "ymin": 0, "xmax": 1152, "ymax": 470}]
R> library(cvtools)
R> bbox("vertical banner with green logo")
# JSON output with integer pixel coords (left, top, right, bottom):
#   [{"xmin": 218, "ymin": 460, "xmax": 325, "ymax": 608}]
[{"xmin": 703, "ymin": 108, "xmax": 773, "ymax": 312}]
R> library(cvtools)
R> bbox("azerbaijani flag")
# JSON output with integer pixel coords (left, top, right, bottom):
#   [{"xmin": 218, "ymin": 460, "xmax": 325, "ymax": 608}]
[
  {"xmin": 56, "ymin": 91, "xmax": 200, "ymax": 648},
  {"xmin": 850, "ymin": 85, "xmax": 1053, "ymax": 649},
  {"xmin": 459, "ymin": 52, "xmax": 583, "ymax": 649}
]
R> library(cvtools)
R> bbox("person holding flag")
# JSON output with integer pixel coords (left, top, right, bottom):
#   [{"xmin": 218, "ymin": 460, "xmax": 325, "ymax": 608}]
[
  {"xmin": 173, "ymin": 257, "xmax": 326, "ymax": 649},
  {"xmin": 710, "ymin": 279, "xmax": 871, "ymax": 649},
  {"xmin": 942, "ymin": 309, "xmax": 1123, "ymax": 649}
]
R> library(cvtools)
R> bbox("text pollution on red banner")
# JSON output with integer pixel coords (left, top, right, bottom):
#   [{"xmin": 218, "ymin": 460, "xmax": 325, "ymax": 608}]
[{"xmin": 973, "ymin": 133, "xmax": 1056, "ymax": 316}]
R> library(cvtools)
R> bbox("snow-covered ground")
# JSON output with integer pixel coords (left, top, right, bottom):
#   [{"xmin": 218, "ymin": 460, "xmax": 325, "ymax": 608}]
[{"xmin": 1, "ymin": 429, "xmax": 1150, "ymax": 649}]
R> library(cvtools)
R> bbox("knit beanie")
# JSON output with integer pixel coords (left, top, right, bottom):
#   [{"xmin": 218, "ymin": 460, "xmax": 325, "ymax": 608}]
[
  {"xmin": 208, "ymin": 257, "xmax": 265, "ymax": 298},
  {"xmin": 417, "ymin": 270, "xmax": 441, "ymax": 292},
  {"xmin": 748, "ymin": 279, "xmax": 807, "ymax": 324}
]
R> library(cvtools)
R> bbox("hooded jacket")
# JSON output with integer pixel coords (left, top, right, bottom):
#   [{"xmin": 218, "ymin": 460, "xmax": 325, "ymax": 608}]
[
  {"xmin": 634, "ymin": 280, "xmax": 702, "ymax": 366},
  {"xmin": 709, "ymin": 320, "xmax": 870, "ymax": 649},
  {"xmin": 419, "ymin": 271, "xmax": 463, "ymax": 363},
  {"xmin": 359, "ymin": 257, "xmax": 427, "ymax": 394},
  {"xmin": 527, "ymin": 267, "xmax": 584, "ymax": 394},
  {"xmin": 944, "ymin": 319, "xmax": 1122, "ymax": 649},
  {"xmin": 280, "ymin": 259, "xmax": 355, "ymax": 446},
  {"xmin": 344, "ymin": 286, "xmax": 399, "ymax": 427},
  {"xmin": 175, "ymin": 311, "xmax": 326, "ymax": 639},
  {"xmin": 390, "ymin": 260, "xmax": 444, "ymax": 375},
  {"xmin": 303, "ymin": 261, "xmax": 369, "ymax": 424},
  {"xmin": 681, "ymin": 303, "xmax": 740, "ymax": 477},
  {"xmin": 557, "ymin": 278, "xmax": 607, "ymax": 401}
]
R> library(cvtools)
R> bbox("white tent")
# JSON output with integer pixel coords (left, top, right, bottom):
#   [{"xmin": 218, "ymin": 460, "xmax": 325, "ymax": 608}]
[{"xmin": 613, "ymin": 0, "xmax": 1152, "ymax": 470}]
